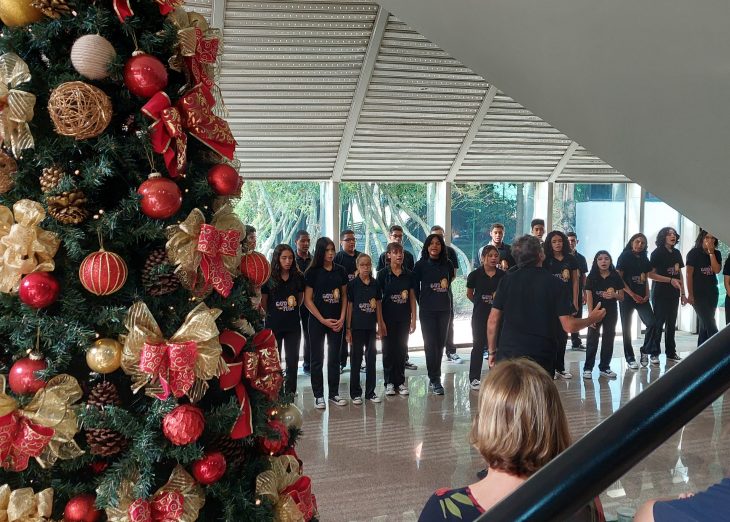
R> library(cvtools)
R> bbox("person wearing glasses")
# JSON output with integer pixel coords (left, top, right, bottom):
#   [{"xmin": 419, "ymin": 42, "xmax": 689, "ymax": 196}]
[{"xmin": 377, "ymin": 225, "xmax": 415, "ymax": 271}]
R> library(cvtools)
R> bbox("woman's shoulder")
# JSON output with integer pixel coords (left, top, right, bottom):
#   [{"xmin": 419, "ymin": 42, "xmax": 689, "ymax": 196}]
[{"xmin": 419, "ymin": 487, "xmax": 483, "ymax": 522}]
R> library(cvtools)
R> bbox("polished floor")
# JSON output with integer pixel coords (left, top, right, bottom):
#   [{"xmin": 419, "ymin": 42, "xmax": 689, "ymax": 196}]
[{"xmin": 294, "ymin": 332, "xmax": 725, "ymax": 521}]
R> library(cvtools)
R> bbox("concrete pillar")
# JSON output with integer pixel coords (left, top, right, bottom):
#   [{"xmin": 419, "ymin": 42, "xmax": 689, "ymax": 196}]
[
  {"xmin": 321, "ymin": 180, "xmax": 340, "ymax": 242},
  {"xmin": 433, "ymin": 181, "xmax": 452, "ymax": 242},
  {"xmin": 534, "ymin": 181, "xmax": 553, "ymax": 230}
]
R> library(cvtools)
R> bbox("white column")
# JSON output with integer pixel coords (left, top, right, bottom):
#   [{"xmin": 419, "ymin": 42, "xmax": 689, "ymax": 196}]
[
  {"xmin": 433, "ymin": 181, "xmax": 452, "ymax": 242},
  {"xmin": 321, "ymin": 180, "xmax": 340, "ymax": 241},
  {"xmin": 678, "ymin": 215, "xmax": 699, "ymax": 333},
  {"xmin": 534, "ymin": 181, "xmax": 553, "ymax": 230}
]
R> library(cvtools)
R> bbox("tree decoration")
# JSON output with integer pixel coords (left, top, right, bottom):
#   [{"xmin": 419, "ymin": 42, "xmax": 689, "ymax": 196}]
[
  {"xmin": 0, "ymin": 484, "xmax": 54, "ymax": 520},
  {"xmin": 86, "ymin": 338, "xmax": 123, "ymax": 374},
  {"xmin": 48, "ymin": 81, "xmax": 112, "ymax": 140},
  {"xmin": 0, "ymin": 199, "xmax": 61, "ymax": 294},
  {"xmin": 138, "ymin": 172, "xmax": 182, "ymax": 219},
  {"xmin": 191, "ymin": 451, "xmax": 226, "ymax": 485},
  {"xmin": 0, "ymin": 53, "xmax": 36, "ymax": 156},
  {"xmin": 0, "ymin": 150, "xmax": 18, "ymax": 194},
  {"xmin": 206, "ymin": 432, "xmax": 246, "ymax": 470},
  {"xmin": 279, "ymin": 403, "xmax": 303, "ymax": 431},
  {"xmin": 8, "ymin": 354, "xmax": 47, "ymax": 395},
  {"xmin": 120, "ymin": 300, "xmax": 225, "ymax": 401},
  {"xmin": 177, "ymin": 84, "xmax": 236, "ymax": 159},
  {"xmin": 31, "ymin": 0, "xmax": 74, "ymax": 19},
  {"xmin": 87, "ymin": 381, "xmax": 121, "ymax": 409},
  {"xmin": 64, "ymin": 493, "xmax": 103, "ymax": 522},
  {"xmin": 124, "ymin": 52, "xmax": 168, "ymax": 99},
  {"xmin": 241, "ymin": 251, "xmax": 271, "ymax": 288},
  {"xmin": 256, "ymin": 455, "xmax": 318, "ymax": 522},
  {"xmin": 0, "ymin": 0, "xmax": 43, "ymax": 28},
  {"xmin": 141, "ymin": 247, "xmax": 180, "ymax": 296},
  {"xmin": 260, "ymin": 420, "xmax": 289, "ymax": 456},
  {"xmin": 0, "ymin": 374, "xmax": 84, "ymax": 471},
  {"xmin": 85, "ymin": 379, "xmax": 128, "ymax": 457},
  {"xmin": 39, "ymin": 164, "xmax": 65, "ymax": 193},
  {"xmin": 112, "ymin": 0, "xmax": 184, "ymax": 23},
  {"xmin": 162, "ymin": 404, "xmax": 205, "ymax": 446},
  {"xmin": 167, "ymin": 7, "xmax": 220, "ymax": 92},
  {"xmin": 79, "ymin": 248, "xmax": 128, "ymax": 296},
  {"xmin": 18, "ymin": 271, "xmax": 60, "ymax": 309},
  {"xmin": 207, "ymin": 163, "xmax": 242, "ymax": 196},
  {"xmin": 104, "ymin": 466, "xmax": 204, "ymax": 522},
  {"xmin": 46, "ymin": 189, "xmax": 89, "ymax": 224},
  {"xmin": 71, "ymin": 35, "xmax": 116, "ymax": 81}
]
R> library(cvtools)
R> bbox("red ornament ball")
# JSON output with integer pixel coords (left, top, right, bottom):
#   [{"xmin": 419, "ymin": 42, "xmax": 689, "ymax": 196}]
[
  {"xmin": 207, "ymin": 164, "xmax": 243, "ymax": 196},
  {"xmin": 192, "ymin": 451, "xmax": 227, "ymax": 485},
  {"xmin": 162, "ymin": 404, "xmax": 205, "ymax": 446},
  {"xmin": 138, "ymin": 173, "xmax": 182, "ymax": 220},
  {"xmin": 64, "ymin": 493, "xmax": 103, "ymax": 522},
  {"xmin": 18, "ymin": 272, "xmax": 60, "ymax": 308},
  {"xmin": 79, "ymin": 249, "xmax": 128, "ymax": 296},
  {"xmin": 261, "ymin": 420, "xmax": 290, "ymax": 455},
  {"xmin": 89, "ymin": 460, "xmax": 109, "ymax": 475},
  {"xmin": 241, "ymin": 251, "xmax": 270, "ymax": 287},
  {"xmin": 124, "ymin": 52, "xmax": 168, "ymax": 98},
  {"xmin": 8, "ymin": 356, "xmax": 47, "ymax": 395}
]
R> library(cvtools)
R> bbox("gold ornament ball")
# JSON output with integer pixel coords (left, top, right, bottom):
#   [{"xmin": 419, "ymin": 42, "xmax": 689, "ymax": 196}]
[
  {"xmin": 279, "ymin": 403, "xmax": 303, "ymax": 430},
  {"xmin": 71, "ymin": 35, "xmax": 117, "ymax": 81},
  {"xmin": 86, "ymin": 338, "xmax": 123, "ymax": 374},
  {"xmin": 0, "ymin": 0, "xmax": 43, "ymax": 26}
]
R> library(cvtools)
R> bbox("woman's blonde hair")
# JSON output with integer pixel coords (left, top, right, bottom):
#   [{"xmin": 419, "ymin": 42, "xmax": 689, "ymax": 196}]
[{"xmin": 470, "ymin": 359, "xmax": 571, "ymax": 477}]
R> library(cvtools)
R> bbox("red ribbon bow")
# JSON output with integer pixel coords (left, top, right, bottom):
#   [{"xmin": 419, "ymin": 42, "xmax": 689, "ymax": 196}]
[
  {"xmin": 219, "ymin": 330, "xmax": 252, "ymax": 439},
  {"xmin": 139, "ymin": 341, "xmax": 198, "ymax": 400},
  {"xmin": 128, "ymin": 491, "xmax": 184, "ymax": 522},
  {"xmin": 142, "ymin": 92, "xmax": 188, "ymax": 178},
  {"xmin": 282, "ymin": 476, "xmax": 318, "ymax": 521},
  {"xmin": 113, "ymin": 0, "xmax": 183, "ymax": 22},
  {"xmin": 243, "ymin": 330, "xmax": 283, "ymax": 401},
  {"xmin": 0, "ymin": 411, "xmax": 54, "ymax": 471},
  {"xmin": 178, "ymin": 84, "xmax": 236, "ymax": 160},
  {"xmin": 197, "ymin": 223, "xmax": 240, "ymax": 297},
  {"xmin": 186, "ymin": 27, "xmax": 219, "ymax": 92}
]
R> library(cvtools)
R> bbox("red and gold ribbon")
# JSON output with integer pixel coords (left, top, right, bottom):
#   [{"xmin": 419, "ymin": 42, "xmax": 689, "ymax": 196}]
[
  {"xmin": 178, "ymin": 84, "xmax": 235, "ymax": 160},
  {"xmin": 142, "ymin": 93, "xmax": 187, "ymax": 178},
  {"xmin": 218, "ymin": 330, "xmax": 253, "ymax": 439},
  {"xmin": 197, "ymin": 223, "xmax": 240, "ymax": 297},
  {"xmin": 128, "ymin": 491, "xmax": 184, "ymax": 522},
  {"xmin": 0, "ymin": 412, "xmax": 54, "ymax": 472},
  {"xmin": 139, "ymin": 341, "xmax": 197, "ymax": 400},
  {"xmin": 245, "ymin": 330, "xmax": 283, "ymax": 400},
  {"xmin": 113, "ymin": 0, "xmax": 183, "ymax": 23},
  {"xmin": 256, "ymin": 455, "xmax": 319, "ymax": 521}
]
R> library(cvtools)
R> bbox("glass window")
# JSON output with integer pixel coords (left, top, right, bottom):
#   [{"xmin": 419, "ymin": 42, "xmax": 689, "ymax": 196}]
[{"xmin": 644, "ymin": 192, "xmax": 680, "ymax": 248}]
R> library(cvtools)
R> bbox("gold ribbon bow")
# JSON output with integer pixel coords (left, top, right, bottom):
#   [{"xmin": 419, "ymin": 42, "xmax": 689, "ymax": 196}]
[
  {"xmin": 167, "ymin": 8, "xmax": 220, "ymax": 91},
  {"xmin": 0, "ymin": 200, "xmax": 60, "ymax": 294},
  {"xmin": 0, "ymin": 374, "xmax": 84, "ymax": 471},
  {"xmin": 120, "ymin": 301, "xmax": 226, "ymax": 403},
  {"xmin": 165, "ymin": 205, "xmax": 243, "ymax": 297},
  {"xmin": 0, "ymin": 53, "xmax": 36, "ymax": 157},
  {"xmin": 104, "ymin": 466, "xmax": 204, "ymax": 522},
  {"xmin": 0, "ymin": 484, "xmax": 54, "ymax": 522},
  {"xmin": 256, "ymin": 456, "xmax": 307, "ymax": 522}
]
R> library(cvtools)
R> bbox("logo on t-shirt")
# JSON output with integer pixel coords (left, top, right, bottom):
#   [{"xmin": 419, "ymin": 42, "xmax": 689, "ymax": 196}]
[
  {"xmin": 390, "ymin": 291, "xmax": 408, "ymax": 305},
  {"xmin": 287, "ymin": 295, "xmax": 297, "ymax": 308},
  {"xmin": 632, "ymin": 274, "xmax": 646, "ymax": 286},
  {"xmin": 597, "ymin": 287, "xmax": 615, "ymax": 299},
  {"xmin": 481, "ymin": 293, "xmax": 495, "ymax": 305},
  {"xmin": 561, "ymin": 268, "xmax": 570, "ymax": 282},
  {"xmin": 700, "ymin": 266, "xmax": 714, "ymax": 276},
  {"xmin": 667, "ymin": 263, "xmax": 680, "ymax": 276},
  {"xmin": 358, "ymin": 299, "xmax": 375, "ymax": 314},
  {"xmin": 275, "ymin": 296, "xmax": 297, "ymax": 312},
  {"xmin": 347, "ymin": 273, "xmax": 356, "ymax": 281},
  {"xmin": 430, "ymin": 279, "xmax": 449, "ymax": 293},
  {"xmin": 322, "ymin": 288, "xmax": 340, "ymax": 304},
  {"xmin": 500, "ymin": 259, "xmax": 509, "ymax": 270},
  {"xmin": 440, "ymin": 278, "xmax": 449, "ymax": 289},
  {"xmin": 400, "ymin": 290, "xmax": 408, "ymax": 300}
]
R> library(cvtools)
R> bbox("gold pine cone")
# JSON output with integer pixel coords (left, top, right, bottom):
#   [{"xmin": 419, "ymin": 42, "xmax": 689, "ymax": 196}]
[{"xmin": 47, "ymin": 189, "xmax": 89, "ymax": 224}]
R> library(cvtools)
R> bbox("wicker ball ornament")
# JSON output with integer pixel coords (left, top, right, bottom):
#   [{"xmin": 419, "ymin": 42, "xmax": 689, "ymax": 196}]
[
  {"xmin": 71, "ymin": 35, "xmax": 116, "ymax": 81},
  {"xmin": 79, "ymin": 249, "xmax": 128, "ymax": 296},
  {"xmin": 0, "ymin": 150, "xmax": 18, "ymax": 194},
  {"xmin": 48, "ymin": 81, "xmax": 112, "ymax": 140},
  {"xmin": 241, "ymin": 251, "xmax": 270, "ymax": 287}
]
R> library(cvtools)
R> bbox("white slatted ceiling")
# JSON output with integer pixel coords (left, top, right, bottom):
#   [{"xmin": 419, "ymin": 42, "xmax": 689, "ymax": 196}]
[{"xmin": 558, "ymin": 145, "xmax": 623, "ymax": 183}]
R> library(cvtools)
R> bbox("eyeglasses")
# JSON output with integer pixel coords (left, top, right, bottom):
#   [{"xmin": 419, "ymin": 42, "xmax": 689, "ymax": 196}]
[
  {"xmin": 343, "ymin": 237, "xmax": 356, "ymax": 242},
  {"xmin": 391, "ymin": 234, "xmax": 404, "ymax": 239}
]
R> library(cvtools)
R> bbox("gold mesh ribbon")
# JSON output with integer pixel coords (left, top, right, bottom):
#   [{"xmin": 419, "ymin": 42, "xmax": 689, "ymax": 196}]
[
  {"xmin": 104, "ymin": 465, "xmax": 204, "ymax": 522},
  {"xmin": 0, "ymin": 200, "xmax": 60, "ymax": 294},
  {"xmin": 0, "ymin": 374, "xmax": 84, "ymax": 470},
  {"xmin": 165, "ymin": 204, "xmax": 243, "ymax": 297},
  {"xmin": 120, "ymin": 301, "xmax": 226, "ymax": 403},
  {"xmin": 0, "ymin": 484, "xmax": 54, "ymax": 521},
  {"xmin": 0, "ymin": 53, "xmax": 35, "ymax": 157},
  {"xmin": 167, "ymin": 8, "xmax": 220, "ymax": 88},
  {"xmin": 255, "ymin": 456, "xmax": 305, "ymax": 522}
]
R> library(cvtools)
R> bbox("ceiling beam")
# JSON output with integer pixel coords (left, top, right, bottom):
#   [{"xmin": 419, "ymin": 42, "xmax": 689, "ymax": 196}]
[
  {"xmin": 211, "ymin": 0, "xmax": 226, "ymax": 30},
  {"xmin": 547, "ymin": 141, "xmax": 579, "ymax": 183},
  {"xmin": 444, "ymin": 84, "xmax": 497, "ymax": 183},
  {"xmin": 332, "ymin": 6, "xmax": 389, "ymax": 182}
]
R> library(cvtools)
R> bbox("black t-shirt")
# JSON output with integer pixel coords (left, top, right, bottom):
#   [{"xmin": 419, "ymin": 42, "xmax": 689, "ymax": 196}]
[
  {"xmin": 477, "ymin": 243, "xmax": 516, "ymax": 271},
  {"xmin": 650, "ymin": 247, "xmax": 684, "ymax": 298},
  {"xmin": 574, "ymin": 251, "xmax": 588, "ymax": 292},
  {"xmin": 347, "ymin": 277, "xmax": 382, "ymax": 330},
  {"xmin": 376, "ymin": 250, "xmax": 415, "ymax": 272},
  {"xmin": 446, "ymin": 245, "xmax": 459, "ymax": 276},
  {"xmin": 466, "ymin": 268, "xmax": 505, "ymax": 323},
  {"xmin": 376, "ymin": 267, "xmax": 414, "ymax": 323},
  {"xmin": 333, "ymin": 250, "xmax": 361, "ymax": 281},
  {"xmin": 616, "ymin": 250, "xmax": 652, "ymax": 296},
  {"xmin": 304, "ymin": 265, "xmax": 348, "ymax": 319},
  {"xmin": 492, "ymin": 266, "xmax": 573, "ymax": 360},
  {"xmin": 261, "ymin": 275, "xmax": 304, "ymax": 332},
  {"xmin": 295, "ymin": 252, "xmax": 312, "ymax": 273},
  {"xmin": 412, "ymin": 258, "xmax": 453, "ymax": 312},
  {"xmin": 585, "ymin": 271, "xmax": 625, "ymax": 315},
  {"xmin": 724, "ymin": 255, "xmax": 730, "ymax": 297},
  {"xmin": 686, "ymin": 247, "xmax": 721, "ymax": 301},
  {"xmin": 544, "ymin": 254, "xmax": 579, "ymax": 287}
]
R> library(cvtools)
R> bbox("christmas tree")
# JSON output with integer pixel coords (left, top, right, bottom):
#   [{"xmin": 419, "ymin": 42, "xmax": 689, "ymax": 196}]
[{"xmin": 0, "ymin": 0, "xmax": 316, "ymax": 520}]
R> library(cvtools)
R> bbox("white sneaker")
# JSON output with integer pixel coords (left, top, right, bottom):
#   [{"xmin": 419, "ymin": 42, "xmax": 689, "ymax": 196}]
[
  {"xmin": 627, "ymin": 360, "xmax": 639, "ymax": 370},
  {"xmin": 446, "ymin": 353, "xmax": 463, "ymax": 364},
  {"xmin": 368, "ymin": 394, "xmax": 382, "ymax": 403},
  {"xmin": 397, "ymin": 384, "xmax": 409, "ymax": 396},
  {"xmin": 329, "ymin": 395, "xmax": 347, "ymax": 406},
  {"xmin": 555, "ymin": 370, "xmax": 572, "ymax": 380},
  {"xmin": 599, "ymin": 369, "xmax": 617, "ymax": 379},
  {"xmin": 314, "ymin": 397, "xmax": 326, "ymax": 409},
  {"xmin": 352, "ymin": 396, "xmax": 363, "ymax": 405},
  {"xmin": 650, "ymin": 355, "xmax": 660, "ymax": 365},
  {"xmin": 469, "ymin": 379, "xmax": 481, "ymax": 391},
  {"xmin": 385, "ymin": 384, "xmax": 396, "ymax": 396},
  {"xmin": 582, "ymin": 370, "xmax": 592, "ymax": 379}
]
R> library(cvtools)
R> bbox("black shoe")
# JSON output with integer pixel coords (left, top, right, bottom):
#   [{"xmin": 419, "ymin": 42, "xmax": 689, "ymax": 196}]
[
  {"xmin": 303, "ymin": 367, "xmax": 311, "ymax": 376},
  {"xmin": 429, "ymin": 381, "xmax": 444, "ymax": 395},
  {"xmin": 404, "ymin": 361, "xmax": 418, "ymax": 371},
  {"xmin": 666, "ymin": 353, "xmax": 682, "ymax": 361}
]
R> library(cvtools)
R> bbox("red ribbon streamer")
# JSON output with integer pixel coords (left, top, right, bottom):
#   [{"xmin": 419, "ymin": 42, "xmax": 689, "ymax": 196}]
[
  {"xmin": 196, "ymin": 223, "xmax": 240, "ymax": 297},
  {"xmin": 139, "ymin": 341, "xmax": 198, "ymax": 400},
  {"xmin": 178, "ymin": 84, "xmax": 236, "ymax": 160},
  {"xmin": 187, "ymin": 27, "xmax": 220, "ymax": 92},
  {"xmin": 128, "ymin": 491, "xmax": 184, "ymax": 522},
  {"xmin": 113, "ymin": 0, "xmax": 183, "ymax": 22},
  {"xmin": 142, "ymin": 92, "xmax": 187, "ymax": 178},
  {"xmin": 245, "ymin": 330, "xmax": 283, "ymax": 401},
  {"xmin": 219, "ymin": 330, "xmax": 253, "ymax": 439},
  {"xmin": 0, "ymin": 411, "xmax": 54, "ymax": 471}
]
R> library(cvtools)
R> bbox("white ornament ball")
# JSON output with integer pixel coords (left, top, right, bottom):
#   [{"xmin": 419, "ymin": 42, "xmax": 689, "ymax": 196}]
[{"xmin": 71, "ymin": 35, "xmax": 116, "ymax": 81}]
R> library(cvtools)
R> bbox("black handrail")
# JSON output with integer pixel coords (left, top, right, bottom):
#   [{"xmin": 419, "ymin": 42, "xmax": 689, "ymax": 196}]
[{"xmin": 477, "ymin": 325, "xmax": 730, "ymax": 521}]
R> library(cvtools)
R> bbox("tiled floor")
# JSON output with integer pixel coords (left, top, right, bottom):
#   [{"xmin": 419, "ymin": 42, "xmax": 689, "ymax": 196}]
[{"xmin": 294, "ymin": 332, "xmax": 726, "ymax": 521}]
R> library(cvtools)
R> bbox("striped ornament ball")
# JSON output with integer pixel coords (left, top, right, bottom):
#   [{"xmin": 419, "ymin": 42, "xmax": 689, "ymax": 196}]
[
  {"xmin": 79, "ymin": 249, "xmax": 128, "ymax": 296},
  {"xmin": 240, "ymin": 251, "xmax": 270, "ymax": 287}
]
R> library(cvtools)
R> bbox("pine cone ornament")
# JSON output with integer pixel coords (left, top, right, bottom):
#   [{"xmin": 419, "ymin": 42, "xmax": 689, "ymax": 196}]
[
  {"xmin": 207, "ymin": 433, "xmax": 247, "ymax": 469},
  {"xmin": 87, "ymin": 381, "xmax": 121, "ymax": 409},
  {"xmin": 39, "ymin": 165, "xmax": 65, "ymax": 193},
  {"xmin": 31, "ymin": 0, "xmax": 73, "ymax": 18},
  {"xmin": 47, "ymin": 189, "xmax": 89, "ymax": 224},
  {"xmin": 0, "ymin": 150, "xmax": 18, "ymax": 194},
  {"xmin": 86, "ymin": 428, "xmax": 129, "ymax": 457},
  {"xmin": 142, "ymin": 248, "xmax": 180, "ymax": 296}
]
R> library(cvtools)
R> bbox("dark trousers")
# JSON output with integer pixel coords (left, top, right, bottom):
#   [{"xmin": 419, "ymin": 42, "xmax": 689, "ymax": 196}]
[
  {"xmin": 275, "ymin": 329, "xmax": 301, "ymax": 395},
  {"xmin": 350, "ymin": 329, "xmax": 377, "ymax": 399},
  {"xmin": 445, "ymin": 296, "xmax": 456, "ymax": 356},
  {"xmin": 300, "ymin": 309, "xmax": 311, "ymax": 371},
  {"xmin": 339, "ymin": 331, "xmax": 349, "ymax": 369},
  {"xmin": 726, "ymin": 296, "xmax": 730, "ymax": 326},
  {"xmin": 652, "ymin": 293, "xmax": 679, "ymax": 355},
  {"xmin": 584, "ymin": 310, "xmax": 618, "ymax": 372},
  {"xmin": 383, "ymin": 320, "xmax": 409, "ymax": 387},
  {"xmin": 694, "ymin": 297, "xmax": 718, "ymax": 346},
  {"xmin": 420, "ymin": 310, "xmax": 450, "ymax": 382},
  {"xmin": 469, "ymin": 315, "xmax": 487, "ymax": 381},
  {"xmin": 308, "ymin": 317, "xmax": 343, "ymax": 399},
  {"xmin": 619, "ymin": 298, "xmax": 659, "ymax": 359},
  {"xmin": 555, "ymin": 325, "xmax": 568, "ymax": 373},
  {"xmin": 571, "ymin": 304, "xmax": 584, "ymax": 346}
]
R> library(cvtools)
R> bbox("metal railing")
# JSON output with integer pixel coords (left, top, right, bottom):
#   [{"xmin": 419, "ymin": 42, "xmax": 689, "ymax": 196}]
[{"xmin": 477, "ymin": 325, "xmax": 730, "ymax": 521}]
